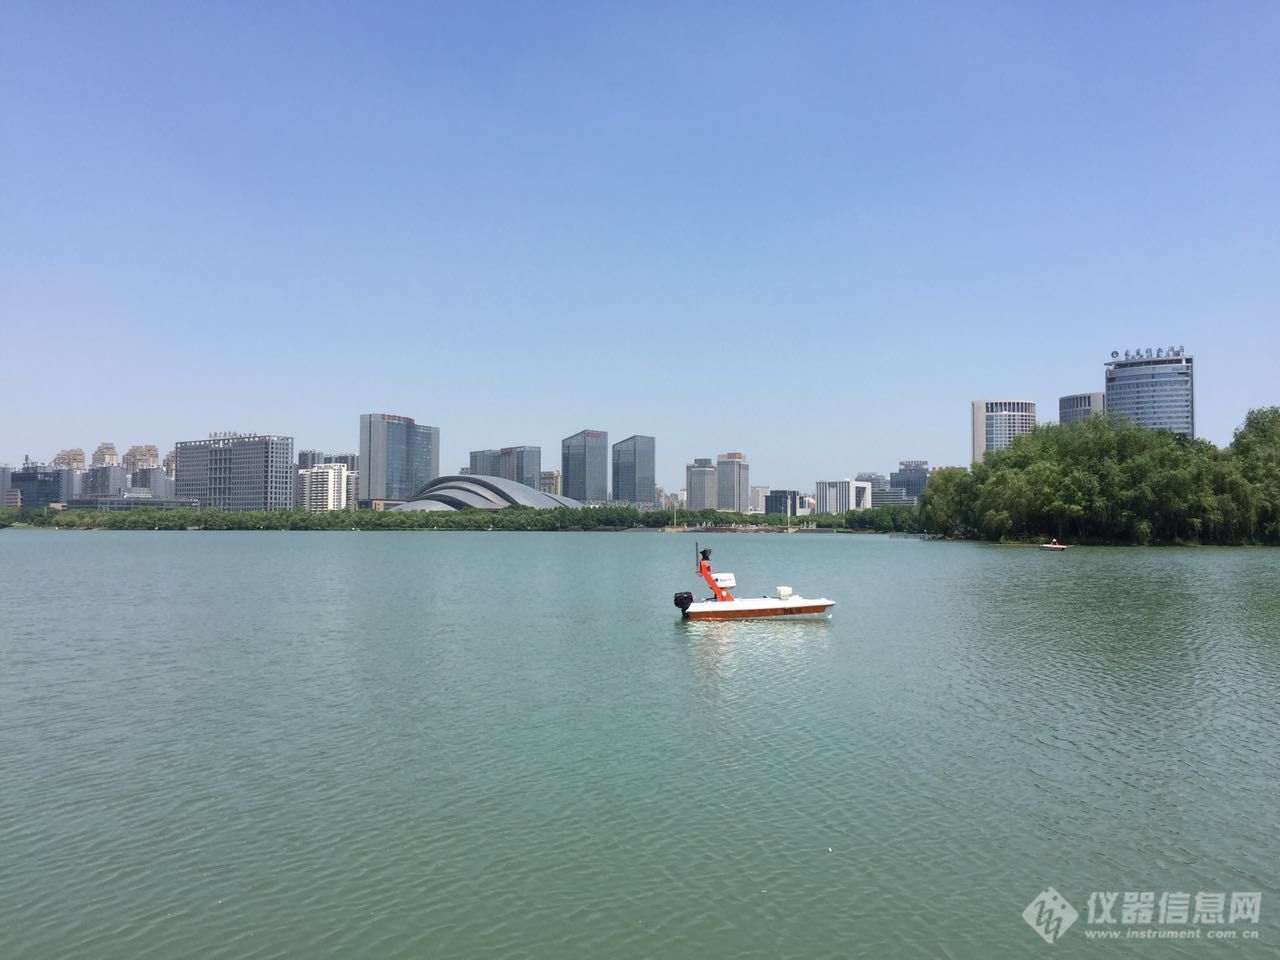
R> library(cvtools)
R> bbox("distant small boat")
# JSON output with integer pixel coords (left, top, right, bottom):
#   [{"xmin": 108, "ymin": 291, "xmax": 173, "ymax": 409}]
[{"xmin": 1039, "ymin": 542, "xmax": 1070, "ymax": 551}]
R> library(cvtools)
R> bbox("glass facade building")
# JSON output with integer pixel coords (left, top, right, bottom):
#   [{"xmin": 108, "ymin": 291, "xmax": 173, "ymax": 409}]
[
  {"xmin": 359, "ymin": 414, "xmax": 440, "ymax": 502},
  {"xmin": 499, "ymin": 446, "xmax": 541, "ymax": 489},
  {"xmin": 1104, "ymin": 352, "xmax": 1194, "ymax": 438},
  {"xmin": 715, "ymin": 452, "xmax": 749, "ymax": 513},
  {"xmin": 10, "ymin": 467, "xmax": 65, "ymax": 508},
  {"xmin": 469, "ymin": 449, "xmax": 502, "ymax": 477},
  {"xmin": 611, "ymin": 435, "xmax": 656, "ymax": 505},
  {"xmin": 889, "ymin": 460, "xmax": 930, "ymax": 499},
  {"xmin": 562, "ymin": 430, "xmax": 608, "ymax": 503},
  {"xmin": 764, "ymin": 489, "xmax": 801, "ymax": 516}
]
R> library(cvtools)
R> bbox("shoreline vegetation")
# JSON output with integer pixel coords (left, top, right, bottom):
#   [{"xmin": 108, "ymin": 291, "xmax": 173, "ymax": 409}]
[
  {"xmin": 918, "ymin": 407, "xmax": 1280, "ymax": 545},
  {"xmin": 0, "ymin": 504, "xmax": 921, "ymax": 534},
  {"xmin": 4, "ymin": 408, "xmax": 1277, "ymax": 545}
]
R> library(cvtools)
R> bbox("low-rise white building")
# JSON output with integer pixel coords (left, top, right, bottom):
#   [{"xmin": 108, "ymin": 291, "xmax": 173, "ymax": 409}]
[{"xmin": 814, "ymin": 479, "xmax": 874, "ymax": 514}]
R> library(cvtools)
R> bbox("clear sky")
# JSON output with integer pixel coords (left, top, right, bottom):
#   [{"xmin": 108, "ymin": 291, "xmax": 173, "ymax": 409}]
[{"xmin": 3, "ymin": 2, "xmax": 1278, "ymax": 491}]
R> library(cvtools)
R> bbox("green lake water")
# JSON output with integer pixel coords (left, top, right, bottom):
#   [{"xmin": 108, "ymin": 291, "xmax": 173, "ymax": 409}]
[{"xmin": 1, "ymin": 531, "xmax": 1277, "ymax": 958}]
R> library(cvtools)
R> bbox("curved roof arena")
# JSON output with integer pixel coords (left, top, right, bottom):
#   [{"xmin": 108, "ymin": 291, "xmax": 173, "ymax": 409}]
[{"xmin": 391, "ymin": 475, "xmax": 583, "ymax": 513}]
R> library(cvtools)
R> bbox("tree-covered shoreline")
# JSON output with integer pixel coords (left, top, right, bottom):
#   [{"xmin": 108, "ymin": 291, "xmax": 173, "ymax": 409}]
[
  {"xmin": 0, "ymin": 503, "xmax": 920, "ymax": 534},
  {"xmin": 920, "ymin": 408, "xmax": 1280, "ymax": 545},
  {"xmin": 5, "ymin": 408, "xmax": 1277, "ymax": 544}
]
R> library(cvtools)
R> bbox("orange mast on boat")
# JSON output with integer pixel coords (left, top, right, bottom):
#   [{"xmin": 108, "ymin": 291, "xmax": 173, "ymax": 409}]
[{"xmin": 696, "ymin": 545, "xmax": 734, "ymax": 602}]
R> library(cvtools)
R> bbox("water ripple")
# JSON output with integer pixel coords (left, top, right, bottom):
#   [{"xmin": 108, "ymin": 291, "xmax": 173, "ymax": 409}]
[{"xmin": 0, "ymin": 533, "xmax": 1277, "ymax": 958}]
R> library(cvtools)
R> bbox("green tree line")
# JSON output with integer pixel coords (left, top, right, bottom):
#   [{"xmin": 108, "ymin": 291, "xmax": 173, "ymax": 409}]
[
  {"xmin": 0, "ymin": 502, "xmax": 918, "ymax": 533},
  {"xmin": 919, "ymin": 407, "xmax": 1280, "ymax": 545},
  {"xmin": 12, "ymin": 409, "xmax": 1274, "ymax": 544}
]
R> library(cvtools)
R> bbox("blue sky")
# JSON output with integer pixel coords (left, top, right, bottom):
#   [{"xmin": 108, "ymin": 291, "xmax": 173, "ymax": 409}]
[{"xmin": 3, "ymin": 2, "xmax": 1277, "ymax": 490}]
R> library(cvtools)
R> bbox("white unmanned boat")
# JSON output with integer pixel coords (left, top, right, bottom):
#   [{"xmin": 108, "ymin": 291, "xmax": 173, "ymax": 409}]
[{"xmin": 673, "ymin": 547, "xmax": 835, "ymax": 621}]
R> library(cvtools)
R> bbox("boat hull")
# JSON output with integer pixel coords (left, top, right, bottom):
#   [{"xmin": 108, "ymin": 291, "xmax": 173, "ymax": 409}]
[{"xmin": 683, "ymin": 599, "xmax": 834, "ymax": 621}]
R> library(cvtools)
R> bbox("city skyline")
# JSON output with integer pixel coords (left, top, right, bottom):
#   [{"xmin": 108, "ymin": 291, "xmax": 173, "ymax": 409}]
[
  {"xmin": 3, "ymin": 7, "xmax": 1278, "ymax": 484},
  {"xmin": 2, "ymin": 348, "xmax": 1261, "ymax": 493},
  {"xmin": 0, "ymin": 341, "xmax": 1251, "ymax": 499}
]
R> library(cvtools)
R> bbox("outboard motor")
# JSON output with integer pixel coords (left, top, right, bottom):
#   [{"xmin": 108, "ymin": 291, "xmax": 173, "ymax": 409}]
[{"xmin": 673, "ymin": 592, "xmax": 694, "ymax": 615}]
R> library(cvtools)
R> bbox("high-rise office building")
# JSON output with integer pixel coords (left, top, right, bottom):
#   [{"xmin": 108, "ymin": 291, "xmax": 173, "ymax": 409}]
[
  {"xmin": 1104, "ymin": 348, "xmax": 1194, "ymax": 438},
  {"xmin": 359, "ymin": 414, "xmax": 439, "ymax": 502},
  {"xmin": 130, "ymin": 466, "xmax": 175, "ymax": 499},
  {"xmin": 51, "ymin": 448, "xmax": 86, "ymax": 471},
  {"xmin": 36, "ymin": 453, "xmax": 83, "ymax": 501},
  {"xmin": 1059, "ymin": 392, "xmax": 1106, "ymax": 426},
  {"xmin": 122, "ymin": 444, "xmax": 161, "ymax": 473},
  {"xmin": 539, "ymin": 470, "xmax": 562, "ymax": 495},
  {"xmin": 749, "ymin": 485, "xmax": 771, "ymax": 514},
  {"xmin": 162, "ymin": 449, "xmax": 176, "ymax": 479},
  {"xmin": 971, "ymin": 400, "xmax": 1037, "ymax": 463},
  {"xmin": 856, "ymin": 465, "xmax": 915, "ymax": 506},
  {"xmin": 814, "ymin": 480, "xmax": 853, "ymax": 515},
  {"xmin": 561, "ymin": 429, "xmax": 608, "ymax": 503},
  {"xmin": 175, "ymin": 433, "xmax": 295, "ymax": 511},
  {"xmin": 298, "ymin": 462, "xmax": 351, "ymax": 512},
  {"xmin": 469, "ymin": 449, "xmax": 502, "ymax": 477},
  {"xmin": 11, "ymin": 461, "xmax": 69, "ymax": 508},
  {"xmin": 81, "ymin": 465, "xmax": 128, "ymax": 498},
  {"xmin": 326, "ymin": 453, "xmax": 359, "ymax": 471},
  {"xmin": 611, "ymin": 435, "xmax": 656, "ymax": 505},
  {"xmin": 500, "ymin": 446, "xmax": 541, "ymax": 489},
  {"xmin": 856, "ymin": 472, "xmax": 888, "ymax": 491},
  {"xmin": 58, "ymin": 468, "xmax": 82, "ymax": 501},
  {"xmin": 685, "ymin": 458, "xmax": 717, "ymax": 511},
  {"xmin": 890, "ymin": 460, "xmax": 930, "ymax": 499},
  {"xmin": 295, "ymin": 450, "xmax": 326, "ymax": 507},
  {"xmin": 91, "ymin": 442, "xmax": 120, "ymax": 467},
  {"xmin": 716, "ymin": 452, "xmax": 749, "ymax": 513}
]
